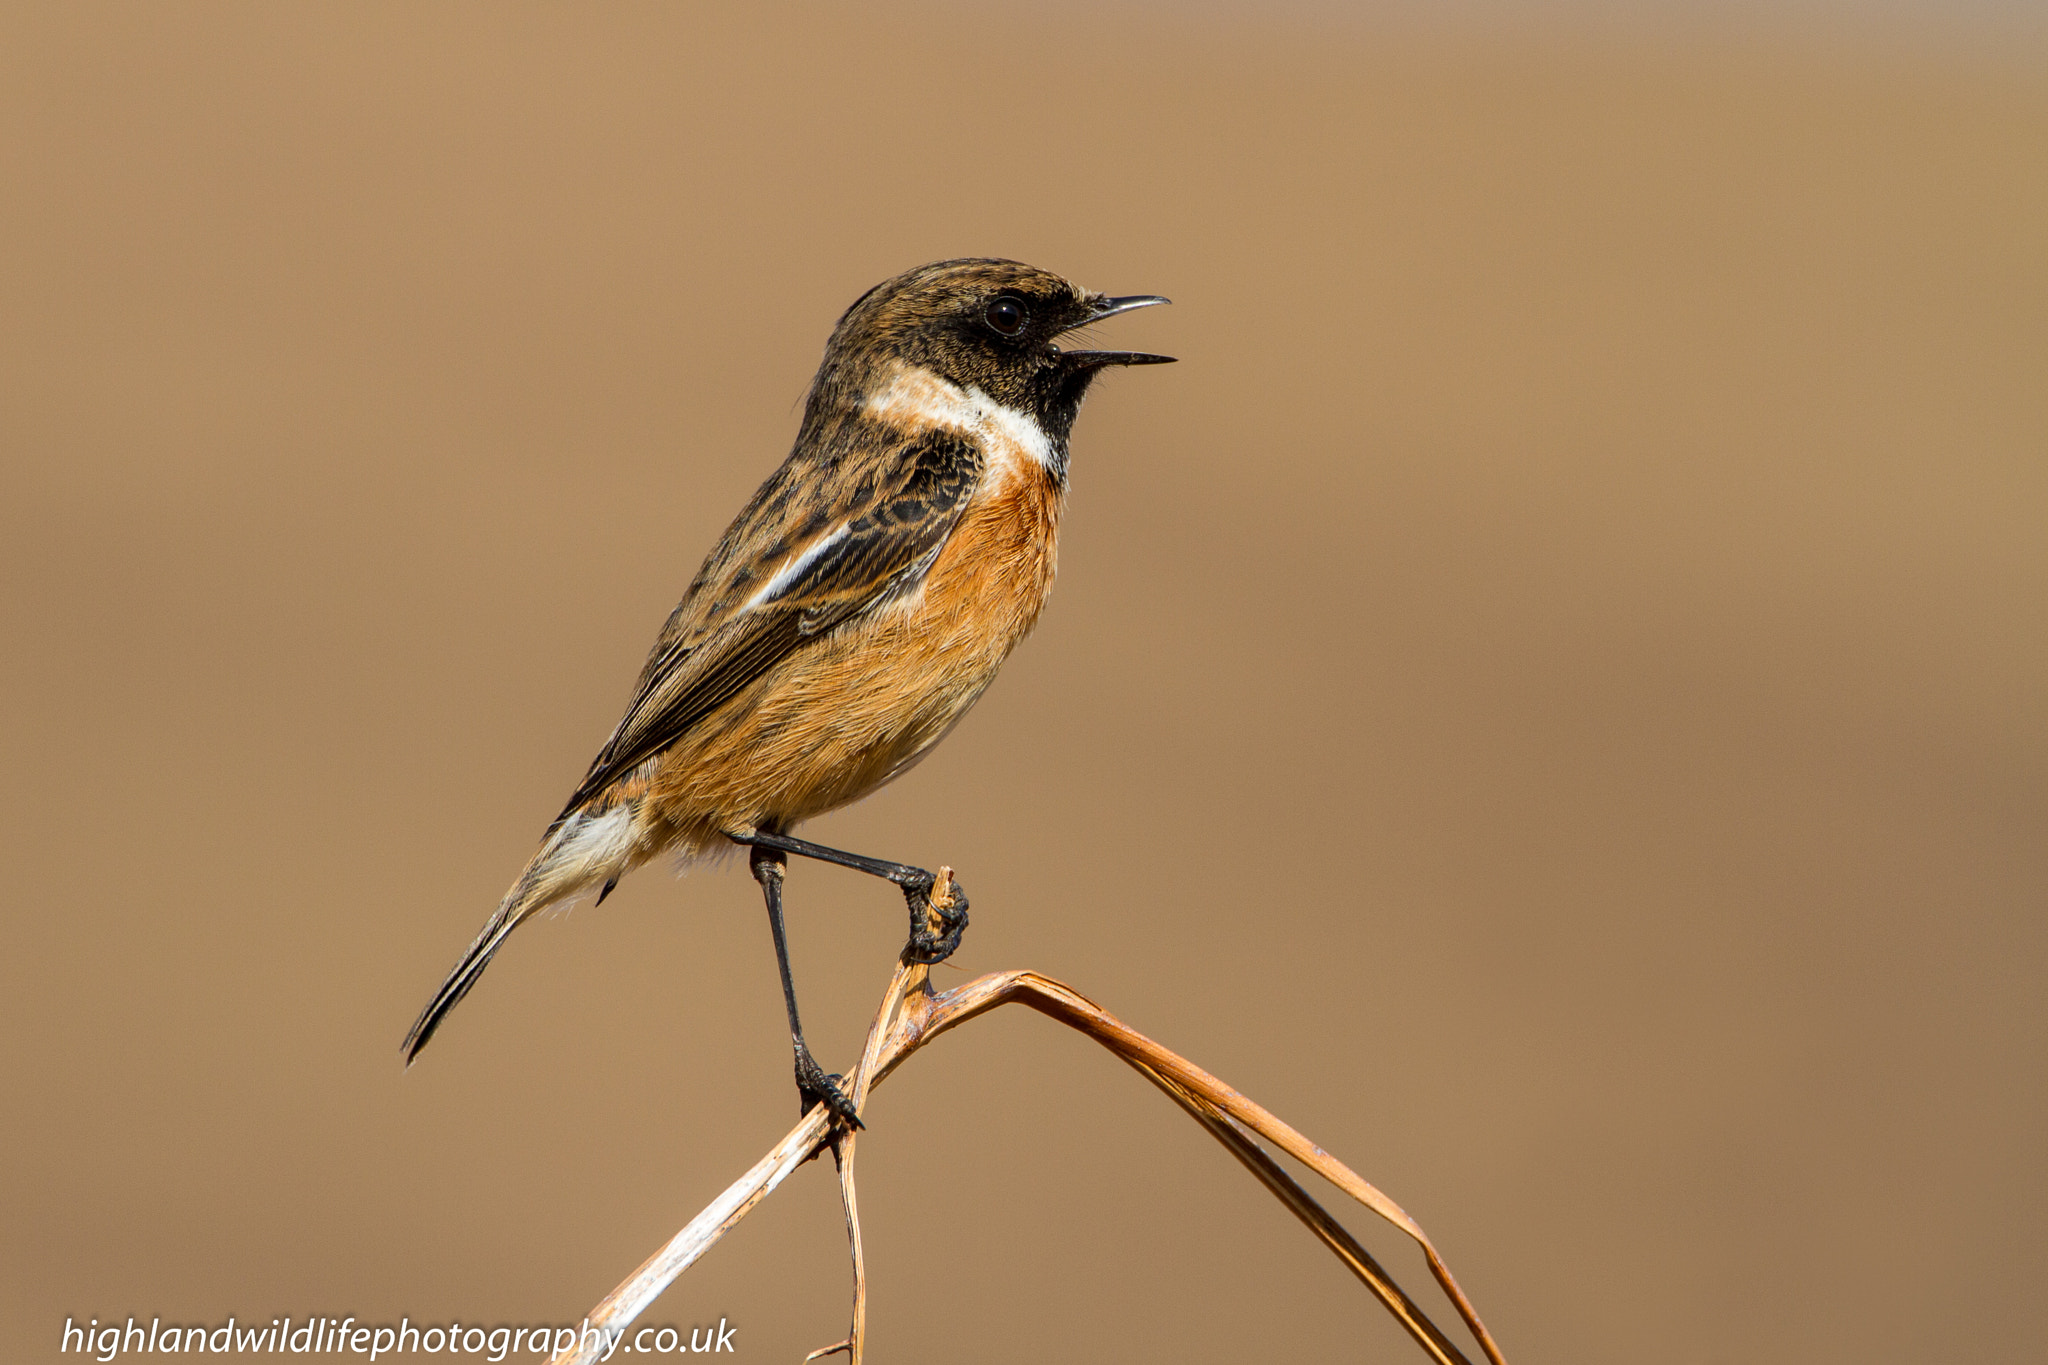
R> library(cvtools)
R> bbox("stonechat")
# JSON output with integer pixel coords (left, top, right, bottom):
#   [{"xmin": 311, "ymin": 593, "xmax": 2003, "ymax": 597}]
[{"xmin": 403, "ymin": 258, "xmax": 1172, "ymax": 1123}]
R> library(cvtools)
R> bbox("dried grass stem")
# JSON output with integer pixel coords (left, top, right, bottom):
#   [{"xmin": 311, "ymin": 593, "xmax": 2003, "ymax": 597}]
[{"xmin": 551, "ymin": 873, "xmax": 1504, "ymax": 1365}]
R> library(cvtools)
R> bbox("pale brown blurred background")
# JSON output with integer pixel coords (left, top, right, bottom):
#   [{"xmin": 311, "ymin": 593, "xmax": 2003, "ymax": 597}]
[{"xmin": 4, "ymin": 3, "xmax": 2044, "ymax": 1361}]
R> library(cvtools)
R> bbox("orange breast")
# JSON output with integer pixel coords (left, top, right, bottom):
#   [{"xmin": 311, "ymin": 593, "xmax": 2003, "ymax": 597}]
[{"xmin": 643, "ymin": 456, "xmax": 1065, "ymax": 846}]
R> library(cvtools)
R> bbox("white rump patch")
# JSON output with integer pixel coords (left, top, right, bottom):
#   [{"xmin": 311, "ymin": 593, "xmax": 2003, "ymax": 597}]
[{"xmin": 547, "ymin": 806, "xmax": 641, "ymax": 885}]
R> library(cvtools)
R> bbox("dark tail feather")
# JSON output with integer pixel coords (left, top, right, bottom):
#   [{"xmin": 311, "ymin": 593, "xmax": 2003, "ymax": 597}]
[
  {"xmin": 402, "ymin": 898, "xmax": 529, "ymax": 1066},
  {"xmin": 402, "ymin": 806, "xmax": 643, "ymax": 1066}
]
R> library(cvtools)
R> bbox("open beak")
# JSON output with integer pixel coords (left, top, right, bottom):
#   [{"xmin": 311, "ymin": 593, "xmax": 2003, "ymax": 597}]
[{"xmin": 1059, "ymin": 293, "xmax": 1176, "ymax": 369}]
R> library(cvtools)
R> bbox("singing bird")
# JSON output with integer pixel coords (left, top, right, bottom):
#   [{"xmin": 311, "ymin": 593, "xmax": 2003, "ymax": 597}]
[{"xmin": 403, "ymin": 259, "xmax": 1173, "ymax": 1123}]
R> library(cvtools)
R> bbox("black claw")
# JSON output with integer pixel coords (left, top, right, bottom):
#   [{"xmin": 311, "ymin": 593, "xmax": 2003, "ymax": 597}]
[
  {"xmin": 903, "ymin": 875, "xmax": 969, "ymax": 964},
  {"xmin": 794, "ymin": 1047, "xmax": 863, "ymax": 1130}
]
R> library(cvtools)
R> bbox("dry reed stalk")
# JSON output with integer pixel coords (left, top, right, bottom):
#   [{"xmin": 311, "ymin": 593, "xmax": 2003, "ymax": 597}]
[{"xmin": 549, "ymin": 871, "xmax": 1505, "ymax": 1365}]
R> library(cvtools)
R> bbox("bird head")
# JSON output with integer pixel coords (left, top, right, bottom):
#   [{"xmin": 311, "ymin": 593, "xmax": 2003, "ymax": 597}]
[{"xmin": 806, "ymin": 258, "xmax": 1173, "ymax": 444}]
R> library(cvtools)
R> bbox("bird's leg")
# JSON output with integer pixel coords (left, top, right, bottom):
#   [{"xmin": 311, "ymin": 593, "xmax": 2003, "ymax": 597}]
[
  {"xmin": 749, "ymin": 844, "xmax": 863, "ymax": 1130},
  {"xmin": 729, "ymin": 829, "xmax": 970, "ymax": 965}
]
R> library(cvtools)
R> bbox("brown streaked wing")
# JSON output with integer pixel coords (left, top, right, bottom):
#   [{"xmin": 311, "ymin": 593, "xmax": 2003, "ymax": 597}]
[{"xmin": 553, "ymin": 428, "xmax": 983, "ymax": 823}]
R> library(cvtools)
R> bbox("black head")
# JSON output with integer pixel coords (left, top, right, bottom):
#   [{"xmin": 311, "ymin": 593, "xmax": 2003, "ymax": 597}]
[{"xmin": 805, "ymin": 258, "xmax": 1173, "ymax": 444}]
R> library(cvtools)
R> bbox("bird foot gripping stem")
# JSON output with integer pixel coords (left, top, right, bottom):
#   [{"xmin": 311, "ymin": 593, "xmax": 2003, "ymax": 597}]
[
  {"xmin": 792, "ymin": 1041, "xmax": 864, "ymax": 1131},
  {"xmin": 901, "ymin": 866, "xmax": 968, "ymax": 965}
]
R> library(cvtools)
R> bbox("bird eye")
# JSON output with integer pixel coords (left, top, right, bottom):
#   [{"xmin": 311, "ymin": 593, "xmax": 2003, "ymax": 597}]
[{"xmin": 984, "ymin": 297, "xmax": 1027, "ymax": 336}]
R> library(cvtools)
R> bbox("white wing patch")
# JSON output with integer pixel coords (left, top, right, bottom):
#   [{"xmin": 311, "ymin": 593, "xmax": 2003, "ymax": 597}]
[
  {"xmin": 863, "ymin": 363, "xmax": 1054, "ymax": 479},
  {"xmin": 744, "ymin": 521, "xmax": 851, "ymax": 611}
]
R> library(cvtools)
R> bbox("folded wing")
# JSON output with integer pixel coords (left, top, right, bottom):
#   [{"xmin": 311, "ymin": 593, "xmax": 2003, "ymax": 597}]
[{"xmin": 554, "ymin": 427, "xmax": 982, "ymax": 823}]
